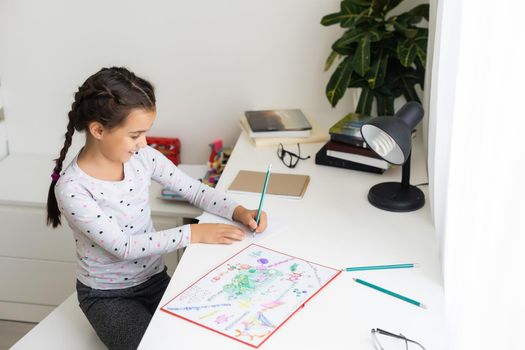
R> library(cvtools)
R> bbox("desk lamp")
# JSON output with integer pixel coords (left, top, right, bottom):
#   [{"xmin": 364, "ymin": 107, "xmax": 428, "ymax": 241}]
[{"xmin": 360, "ymin": 101, "xmax": 425, "ymax": 212}]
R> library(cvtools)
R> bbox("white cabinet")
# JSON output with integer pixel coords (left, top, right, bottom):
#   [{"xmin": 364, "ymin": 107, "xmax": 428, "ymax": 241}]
[{"xmin": 0, "ymin": 154, "xmax": 203, "ymax": 322}]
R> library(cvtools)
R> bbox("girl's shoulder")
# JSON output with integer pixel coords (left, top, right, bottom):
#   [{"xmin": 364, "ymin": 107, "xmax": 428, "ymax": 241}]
[{"xmin": 54, "ymin": 164, "xmax": 92, "ymax": 202}]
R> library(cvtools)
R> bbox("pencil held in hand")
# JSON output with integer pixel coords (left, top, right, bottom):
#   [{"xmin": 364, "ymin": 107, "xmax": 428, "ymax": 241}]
[{"xmin": 254, "ymin": 164, "xmax": 271, "ymax": 236}]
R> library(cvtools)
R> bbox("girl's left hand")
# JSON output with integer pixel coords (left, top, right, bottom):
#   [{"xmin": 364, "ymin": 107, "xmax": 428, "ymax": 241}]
[{"xmin": 233, "ymin": 205, "xmax": 267, "ymax": 233}]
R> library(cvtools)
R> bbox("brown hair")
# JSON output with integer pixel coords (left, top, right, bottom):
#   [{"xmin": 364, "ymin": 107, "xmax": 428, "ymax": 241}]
[{"xmin": 46, "ymin": 67, "xmax": 156, "ymax": 228}]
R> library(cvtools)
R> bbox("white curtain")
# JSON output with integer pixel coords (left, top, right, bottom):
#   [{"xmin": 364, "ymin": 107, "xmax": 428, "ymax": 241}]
[{"xmin": 430, "ymin": 0, "xmax": 525, "ymax": 349}]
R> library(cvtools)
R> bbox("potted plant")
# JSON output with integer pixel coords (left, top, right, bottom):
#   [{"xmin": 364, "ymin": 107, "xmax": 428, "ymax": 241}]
[{"xmin": 321, "ymin": 0, "xmax": 429, "ymax": 116}]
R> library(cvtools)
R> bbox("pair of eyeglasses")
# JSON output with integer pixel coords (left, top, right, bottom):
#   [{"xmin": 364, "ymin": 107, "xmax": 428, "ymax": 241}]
[
  {"xmin": 276, "ymin": 143, "xmax": 310, "ymax": 168},
  {"xmin": 371, "ymin": 328, "xmax": 426, "ymax": 350}
]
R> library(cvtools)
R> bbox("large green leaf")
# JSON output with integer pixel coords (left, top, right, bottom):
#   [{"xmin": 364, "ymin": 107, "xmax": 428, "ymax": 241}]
[
  {"xmin": 367, "ymin": 50, "xmax": 388, "ymax": 89},
  {"xmin": 332, "ymin": 27, "xmax": 366, "ymax": 53},
  {"xmin": 321, "ymin": 0, "xmax": 371, "ymax": 27},
  {"xmin": 324, "ymin": 51, "xmax": 341, "ymax": 72},
  {"xmin": 356, "ymin": 87, "xmax": 375, "ymax": 115},
  {"xmin": 353, "ymin": 34, "xmax": 371, "ymax": 76},
  {"xmin": 321, "ymin": 12, "xmax": 345, "ymax": 26},
  {"xmin": 397, "ymin": 28, "xmax": 428, "ymax": 67},
  {"xmin": 326, "ymin": 56, "xmax": 354, "ymax": 107},
  {"xmin": 389, "ymin": 4, "xmax": 429, "ymax": 26},
  {"xmin": 397, "ymin": 39, "xmax": 417, "ymax": 67},
  {"xmin": 414, "ymin": 37, "xmax": 427, "ymax": 67},
  {"xmin": 351, "ymin": 29, "xmax": 381, "ymax": 76}
]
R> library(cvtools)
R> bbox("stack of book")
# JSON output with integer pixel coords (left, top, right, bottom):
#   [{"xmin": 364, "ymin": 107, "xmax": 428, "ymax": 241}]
[
  {"xmin": 239, "ymin": 108, "xmax": 330, "ymax": 147},
  {"xmin": 315, "ymin": 113, "xmax": 390, "ymax": 174}
]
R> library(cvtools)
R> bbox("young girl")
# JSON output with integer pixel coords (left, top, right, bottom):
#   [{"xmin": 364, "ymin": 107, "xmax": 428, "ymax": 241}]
[{"xmin": 46, "ymin": 67, "xmax": 267, "ymax": 350}]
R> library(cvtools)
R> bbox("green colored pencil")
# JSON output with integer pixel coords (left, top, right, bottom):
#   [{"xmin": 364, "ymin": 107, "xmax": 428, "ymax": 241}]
[
  {"xmin": 253, "ymin": 164, "xmax": 271, "ymax": 237},
  {"xmin": 344, "ymin": 263, "xmax": 419, "ymax": 272},
  {"xmin": 353, "ymin": 278, "xmax": 426, "ymax": 309}
]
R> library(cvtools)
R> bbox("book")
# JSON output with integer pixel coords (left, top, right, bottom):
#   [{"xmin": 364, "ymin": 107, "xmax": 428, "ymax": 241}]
[
  {"xmin": 240, "ymin": 116, "xmax": 311, "ymax": 138},
  {"xmin": 325, "ymin": 141, "xmax": 389, "ymax": 169},
  {"xmin": 328, "ymin": 113, "xmax": 373, "ymax": 145},
  {"xmin": 228, "ymin": 170, "xmax": 310, "ymax": 199},
  {"xmin": 330, "ymin": 134, "xmax": 368, "ymax": 148},
  {"xmin": 244, "ymin": 109, "xmax": 312, "ymax": 137},
  {"xmin": 315, "ymin": 145, "xmax": 386, "ymax": 174},
  {"xmin": 239, "ymin": 115, "xmax": 329, "ymax": 148}
]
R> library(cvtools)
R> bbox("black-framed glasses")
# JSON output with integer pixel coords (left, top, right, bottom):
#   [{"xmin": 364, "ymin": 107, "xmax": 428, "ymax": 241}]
[
  {"xmin": 277, "ymin": 143, "xmax": 311, "ymax": 168},
  {"xmin": 371, "ymin": 328, "xmax": 426, "ymax": 350}
]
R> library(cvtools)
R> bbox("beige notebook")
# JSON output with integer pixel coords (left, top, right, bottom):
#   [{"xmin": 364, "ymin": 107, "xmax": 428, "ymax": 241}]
[{"xmin": 228, "ymin": 170, "xmax": 310, "ymax": 199}]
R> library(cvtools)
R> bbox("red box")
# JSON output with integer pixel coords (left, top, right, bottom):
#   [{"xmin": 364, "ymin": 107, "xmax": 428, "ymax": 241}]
[{"xmin": 146, "ymin": 136, "xmax": 181, "ymax": 165}]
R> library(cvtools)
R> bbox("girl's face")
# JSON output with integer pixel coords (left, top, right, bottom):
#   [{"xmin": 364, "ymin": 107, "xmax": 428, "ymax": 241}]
[{"xmin": 98, "ymin": 108, "xmax": 156, "ymax": 163}]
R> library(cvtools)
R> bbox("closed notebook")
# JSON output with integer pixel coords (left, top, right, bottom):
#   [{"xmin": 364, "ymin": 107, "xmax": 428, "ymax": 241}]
[
  {"xmin": 239, "ymin": 115, "xmax": 329, "ymax": 148},
  {"xmin": 244, "ymin": 109, "xmax": 312, "ymax": 132},
  {"xmin": 228, "ymin": 170, "xmax": 310, "ymax": 199}
]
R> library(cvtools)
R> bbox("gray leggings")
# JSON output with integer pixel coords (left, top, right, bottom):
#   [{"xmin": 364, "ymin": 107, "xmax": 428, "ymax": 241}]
[{"xmin": 76, "ymin": 268, "xmax": 171, "ymax": 350}]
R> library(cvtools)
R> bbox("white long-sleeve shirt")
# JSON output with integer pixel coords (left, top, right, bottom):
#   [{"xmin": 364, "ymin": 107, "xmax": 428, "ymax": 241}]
[{"xmin": 55, "ymin": 146, "xmax": 238, "ymax": 290}]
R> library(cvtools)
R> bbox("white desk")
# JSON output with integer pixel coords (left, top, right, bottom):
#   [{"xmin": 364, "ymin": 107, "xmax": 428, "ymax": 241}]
[{"xmin": 139, "ymin": 130, "xmax": 447, "ymax": 349}]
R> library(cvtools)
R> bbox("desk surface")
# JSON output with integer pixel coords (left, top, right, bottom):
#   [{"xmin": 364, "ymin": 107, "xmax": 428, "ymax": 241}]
[{"xmin": 140, "ymin": 129, "xmax": 447, "ymax": 349}]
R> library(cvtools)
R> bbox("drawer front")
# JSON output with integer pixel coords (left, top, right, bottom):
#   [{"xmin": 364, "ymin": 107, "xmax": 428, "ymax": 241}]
[
  {"xmin": 0, "ymin": 257, "xmax": 76, "ymax": 305},
  {"xmin": 0, "ymin": 205, "xmax": 76, "ymax": 262},
  {"xmin": 0, "ymin": 300, "xmax": 55, "ymax": 323}
]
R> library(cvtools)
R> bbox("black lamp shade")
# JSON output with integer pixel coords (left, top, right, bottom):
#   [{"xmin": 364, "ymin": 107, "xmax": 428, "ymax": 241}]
[{"xmin": 360, "ymin": 102, "xmax": 423, "ymax": 165}]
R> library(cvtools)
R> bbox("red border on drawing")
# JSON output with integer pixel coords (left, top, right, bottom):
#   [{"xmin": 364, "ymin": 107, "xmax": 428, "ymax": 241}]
[{"xmin": 160, "ymin": 243, "xmax": 342, "ymax": 348}]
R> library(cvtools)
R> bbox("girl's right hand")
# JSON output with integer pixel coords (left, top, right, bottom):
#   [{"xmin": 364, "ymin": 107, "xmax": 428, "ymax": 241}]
[{"xmin": 190, "ymin": 223, "xmax": 245, "ymax": 244}]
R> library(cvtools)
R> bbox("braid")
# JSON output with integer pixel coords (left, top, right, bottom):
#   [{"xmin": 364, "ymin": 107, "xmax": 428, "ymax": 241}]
[
  {"xmin": 53, "ymin": 117, "xmax": 75, "ymax": 174},
  {"xmin": 46, "ymin": 109, "xmax": 76, "ymax": 227}
]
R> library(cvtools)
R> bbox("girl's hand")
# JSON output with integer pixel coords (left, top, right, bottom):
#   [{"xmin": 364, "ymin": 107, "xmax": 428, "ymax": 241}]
[
  {"xmin": 232, "ymin": 205, "xmax": 268, "ymax": 233},
  {"xmin": 190, "ymin": 223, "xmax": 245, "ymax": 244}
]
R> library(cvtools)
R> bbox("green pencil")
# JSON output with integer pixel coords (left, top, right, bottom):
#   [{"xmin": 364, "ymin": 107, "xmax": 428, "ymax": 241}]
[
  {"xmin": 353, "ymin": 278, "xmax": 426, "ymax": 309},
  {"xmin": 344, "ymin": 263, "xmax": 419, "ymax": 272},
  {"xmin": 253, "ymin": 164, "xmax": 271, "ymax": 237}
]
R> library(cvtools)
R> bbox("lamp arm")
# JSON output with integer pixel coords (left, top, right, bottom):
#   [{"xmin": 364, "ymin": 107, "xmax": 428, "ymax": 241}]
[{"xmin": 401, "ymin": 152, "xmax": 412, "ymax": 189}]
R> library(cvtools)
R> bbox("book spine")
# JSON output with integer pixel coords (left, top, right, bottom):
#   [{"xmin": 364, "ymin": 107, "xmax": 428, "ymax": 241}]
[
  {"xmin": 315, "ymin": 146, "xmax": 385, "ymax": 174},
  {"xmin": 329, "ymin": 133, "xmax": 367, "ymax": 148},
  {"xmin": 325, "ymin": 141, "xmax": 380, "ymax": 159}
]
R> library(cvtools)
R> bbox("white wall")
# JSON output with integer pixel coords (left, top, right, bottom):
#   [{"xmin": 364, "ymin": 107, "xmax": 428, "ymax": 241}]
[{"xmin": 0, "ymin": 0, "xmax": 355, "ymax": 164}]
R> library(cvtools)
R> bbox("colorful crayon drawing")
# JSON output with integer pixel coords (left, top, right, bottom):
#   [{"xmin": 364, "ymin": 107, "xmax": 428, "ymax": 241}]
[{"xmin": 161, "ymin": 244, "xmax": 340, "ymax": 348}]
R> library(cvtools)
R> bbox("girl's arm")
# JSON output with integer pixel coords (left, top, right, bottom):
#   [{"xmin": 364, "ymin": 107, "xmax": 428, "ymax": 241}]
[
  {"xmin": 139, "ymin": 146, "xmax": 267, "ymax": 233},
  {"xmin": 57, "ymin": 186, "xmax": 192, "ymax": 260},
  {"xmin": 141, "ymin": 146, "xmax": 238, "ymax": 220}
]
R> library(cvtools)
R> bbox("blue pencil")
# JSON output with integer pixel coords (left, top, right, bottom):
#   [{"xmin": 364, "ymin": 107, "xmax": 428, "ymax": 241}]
[
  {"xmin": 353, "ymin": 278, "xmax": 426, "ymax": 309},
  {"xmin": 344, "ymin": 263, "xmax": 419, "ymax": 272},
  {"xmin": 253, "ymin": 164, "xmax": 271, "ymax": 237}
]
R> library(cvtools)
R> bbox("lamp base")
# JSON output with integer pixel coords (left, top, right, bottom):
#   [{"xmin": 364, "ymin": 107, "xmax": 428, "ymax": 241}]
[{"xmin": 368, "ymin": 182, "xmax": 425, "ymax": 212}]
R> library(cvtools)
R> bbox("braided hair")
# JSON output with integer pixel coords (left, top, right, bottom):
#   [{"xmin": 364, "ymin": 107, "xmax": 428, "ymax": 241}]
[{"xmin": 46, "ymin": 67, "xmax": 156, "ymax": 228}]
